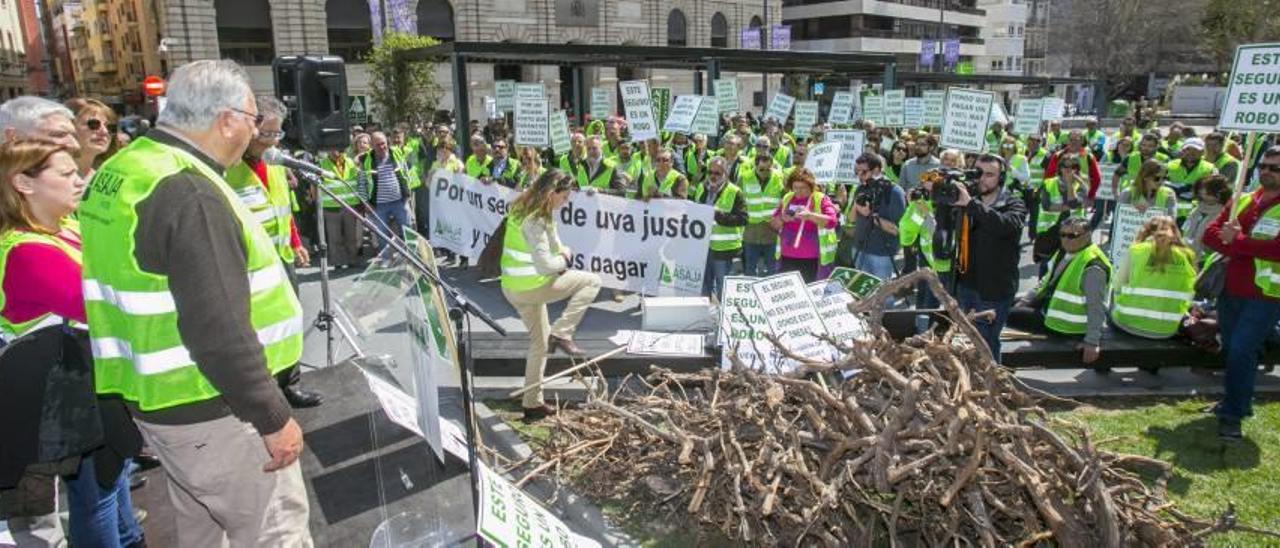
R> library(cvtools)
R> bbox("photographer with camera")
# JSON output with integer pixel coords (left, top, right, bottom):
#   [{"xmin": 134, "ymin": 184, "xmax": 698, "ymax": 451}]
[
  {"xmin": 952, "ymin": 153, "xmax": 1027, "ymax": 362},
  {"xmin": 900, "ymin": 169, "xmax": 954, "ymax": 333},
  {"xmin": 845, "ymin": 153, "xmax": 906, "ymax": 281}
]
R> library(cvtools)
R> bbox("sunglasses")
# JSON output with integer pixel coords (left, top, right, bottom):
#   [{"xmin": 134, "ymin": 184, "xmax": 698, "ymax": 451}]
[
  {"xmin": 85, "ymin": 118, "xmax": 116, "ymax": 132},
  {"xmin": 1061, "ymin": 231, "xmax": 1086, "ymax": 239}
]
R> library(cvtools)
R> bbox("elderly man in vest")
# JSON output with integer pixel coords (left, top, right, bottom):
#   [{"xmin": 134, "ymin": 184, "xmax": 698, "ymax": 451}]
[
  {"xmin": 78, "ymin": 60, "xmax": 312, "ymax": 546},
  {"xmin": 1203, "ymin": 146, "xmax": 1280, "ymax": 440},
  {"xmin": 698, "ymin": 157, "xmax": 748, "ymax": 298},
  {"xmin": 1012, "ymin": 216, "xmax": 1111, "ymax": 365}
]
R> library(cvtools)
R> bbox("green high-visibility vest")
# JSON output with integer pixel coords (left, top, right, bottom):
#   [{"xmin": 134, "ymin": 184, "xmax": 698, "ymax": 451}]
[
  {"xmin": 515, "ymin": 167, "xmax": 545, "ymax": 189},
  {"xmin": 642, "ymin": 168, "xmax": 682, "ymax": 198},
  {"xmin": 0, "ymin": 223, "xmax": 87, "ymax": 339},
  {"xmin": 574, "ymin": 158, "xmax": 617, "ymax": 190},
  {"xmin": 1211, "ymin": 152, "xmax": 1240, "ymax": 176},
  {"xmin": 774, "ymin": 191, "xmax": 837, "ymax": 265},
  {"xmin": 362, "ymin": 149, "xmax": 413, "ymax": 196},
  {"xmin": 1037, "ymin": 244, "xmax": 1111, "ymax": 335},
  {"xmin": 499, "ymin": 214, "xmax": 555, "ymax": 292},
  {"xmin": 1121, "ymin": 151, "xmax": 1169, "ymax": 194},
  {"xmin": 430, "ymin": 155, "xmax": 464, "ymax": 175},
  {"xmin": 740, "ymin": 167, "xmax": 784, "ymax": 225},
  {"xmin": 898, "ymin": 201, "xmax": 951, "ymax": 273},
  {"xmin": 618, "ymin": 154, "xmax": 646, "ymax": 184},
  {"xmin": 318, "ymin": 154, "xmax": 363, "ymax": 209},
  {"xmin": 1233, "ymin": 192, "xmax": 1280, "ymax": 298},
  {"xmin": 79, "ymin": 137, "xmax": 303, "ymax": 411},
  {"xmin": 225, "ymin": 160, "xmax": 295, "ymax": 263},
  {"xmin": 1166, "ymin": 158, "xmax": 1215, "ymax": 219},
  {"xmin": 465, "ymin": 154, "xmax": 493, "ymax": 179},
  {"xmin": 684, "ymin": 148, "xmax": 707, "ymax": 184},
  {"xmin": 1007, "ymin": 154, "xmax": 1028, "ymax": 188},
  {"xmin": 1126, "ymin": 186, "xmax": 1174, "ymax": 210},
  {"xmin": 395, "ymin": 143, "xmax": 423, "ymax": 190},
  {"xmin": 1111, "ymin": 242, "xmax": 1195, "ymax": 338},
  {"xmin": 1026, "ymin": 149, "xmax": 1047, "ymax": 190},
  {"xmin": 1036, "ymin": 176, "xmax": 1086, "ymax": 235},
  {"xmin": 708, "ymin": 183, "xmax": 743, "ymax": 252}
]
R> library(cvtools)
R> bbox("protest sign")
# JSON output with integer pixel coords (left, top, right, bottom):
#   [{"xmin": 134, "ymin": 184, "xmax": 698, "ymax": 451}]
[
  {"xmin": 862, "ymin": 94, "xmax": 884, "ymax": 126},
  {"xmin": 923, "ymin": 90, "xmax": 946, "ymax": 127},
  {"xmin": 808, "ymin": 280, "xmax": 870, "ymax": 359},
  {"xmin": 1095, "ymin": 162, "xmax": 1120, "ymax": 201},
  {"xmin": 402, "ymin": 294, "xmax": 446, "ymax": 464},
  {"xmin": 714, "ymin": 78, "xmax": 740, "ymax": 113},
  {"xmin": 826, "ymin": 129, "xmax": 866, "ymax": 182},
  {"xmin": 990, "ymin": 101, "xmax": 1009, "ymax": 126},
  {"xmin": 549, "ymin": 110, "xmax": 572, "ymax": 156},
  {"xmin": 765, "ymin": 92, "xmax": 796, "ymax": 124},
  {"xmin": 590, "ymin": 86, "xmax": 612, "ymax": 120},
  {"xmin": 1014, "ymin": 98, "xmax": 1043, "ymax": 136},
  {"xmin": 626, "ymin": 331, "xmax": 705, "ymax": 357},
  {"xmin": 620, "ymin": 80, "xmax": 659, "ymax": 141},
  {"xmin": 884, "ymin": 90, "xmax": 906, "ymax": 127},
  {"xmin": 691, "ymin": 97, "xmax": 719, "ymax": 136},
  {"xmin": 718, "ymin": 276, "xmax": 784, "ymax": 371},
  {"xmin": 484, "ymin": 96, "xmax": 497, "ymax": 120},
  {"xmin": 828, "ymin": 91, "xmax": 855, "ymax": 125},
  {"xmin": 828, "ymin": 267, "xmax": 883, "ymax": 299},
  {"xmin": 495, "ymin": 80, "xmax": 516, "ymax": 113},
  {"xmin": 941, "ymin": 88, "xmax": 995, "ymax": 153},
  {"xmin": 1108, "ymin": 203, "xmax": 1165, "ymax": 261},
  {"xmin": 514, "ymin": 83, "xmax": 549, "ymax": 147},
  {"xmin": 1041, "ymin": 97, "xmax": 1065, "ymax": 121},
  {"xmin": 794, "ymin": 100, "xmax": 818, "ymax": 138},
  {"xmin": 1219, "ymin": 43, "xmax": 1280, "ymax": 132},
  {"xmin": 651, "ymin": 87, "xmax": 672, "ymax": 129},
  {"xmin": 477, "ymin": 460, "xmax": 601, "ymax": 548},
  {"xmin": 904, "ymin": 98, "xmax": 925, "ymax": 129},
  {"xmin": 752, "ymin": 272, "xmax": 830, "ymax": 368},
  {"xmin": 663, "ymin": 95, "xmax": 702, "ymax": 134},
  {"xmin": 428, "ymin": 170, "xmax": 713, "ymax": 295},
  {"xmin": 804, "ymin": 141, "xmax": 843, "ymax": 184}
]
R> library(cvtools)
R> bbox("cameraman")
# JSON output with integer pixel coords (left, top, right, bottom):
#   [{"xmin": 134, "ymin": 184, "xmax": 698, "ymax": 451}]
[
  {"xmin": 845, "ymin": 153, "xmax": 906, "ymax": 281},
  {"xmin": 952, "ymin": 153, "xmax": 1027, "ymax": 362}
]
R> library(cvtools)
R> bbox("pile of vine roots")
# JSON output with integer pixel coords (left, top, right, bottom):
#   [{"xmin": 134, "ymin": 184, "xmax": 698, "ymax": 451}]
[{"xmin": 516, "ymin": 270, "xmax": 1254, "ymax": 547}]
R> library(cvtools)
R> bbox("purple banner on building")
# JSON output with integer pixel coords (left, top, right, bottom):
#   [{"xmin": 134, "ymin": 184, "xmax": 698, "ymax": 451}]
[
  {"xmin": 368, "ymin": 0, "xmax": 383, "ymax": 43},
  {"xmin": 770, "ymin": 25, "xmax": 790, "ymax": 50},
  {"xmin": 943, "ymin": 39, "xmax": 961, "ymax": 67},
  {"xmin": 741, "ymin": 27, "xmax": 761, "ymax": 49},
  {"xmin": 388, "ymin": 0, "xmax": 417, "ymax": 34},
  {"xmin": 919, "ymin": 39, "xmax": 936, "ymax": 68}
]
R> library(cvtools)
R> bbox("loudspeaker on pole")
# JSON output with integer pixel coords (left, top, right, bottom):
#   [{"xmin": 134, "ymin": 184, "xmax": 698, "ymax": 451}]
[{"xmin": 273, "ymin": 55, "xmax": 352, "ymax": 151}]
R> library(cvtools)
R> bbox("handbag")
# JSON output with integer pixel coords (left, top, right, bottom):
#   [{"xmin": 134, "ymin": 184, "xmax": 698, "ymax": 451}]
[{"xmin": 1194, "ymin": 253, "xmax": 1226, "ymax": 300}]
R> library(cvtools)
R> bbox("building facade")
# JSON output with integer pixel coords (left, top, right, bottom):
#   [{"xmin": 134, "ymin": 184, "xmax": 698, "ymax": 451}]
[
  {"xmin": 0, "ymin": 0, "xmax": 28, "ymax": 99},
  {"xmin": 41, "ymin": 0, "xmax": 79, "ymax": 97},
  {"xmin": 17, "ymin": 0, "xmax": 50, "ymax": 95},
  {"xmin": 782, "ymin": 0, "xmax": 987, "ymax": 69}
]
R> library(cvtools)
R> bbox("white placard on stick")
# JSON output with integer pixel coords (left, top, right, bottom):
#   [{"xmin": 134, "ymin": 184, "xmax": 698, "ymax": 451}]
[
  {"xmin": 794, "ymin": 101, "xmax": 818, "ymax": 138},
  {"xmin": 625, "ymin": 331, "xmax": 704, "ymax": 357},
  {"xmin": 590, "ymin": 87, "xmax": 612, "ymax": 120},
  {"xmin": 807, "ymin": 280, "xmax": 870, "ymax": 360},
  {"xmin": 940, "ymin": 88, "xmax": 995, "ymax": 153},
  {"xmin": 1095, "ymin": 162, "xmax": 1120, "ymax": 201},
  {"xmin": 1108, "ymin": 203, "xmax": 1165, "ymax": 261},
  {"xmin": 1219, "ymin": 43, "xmax": 1280, "ymax": 132},
  {"xmin": 1014, "ymin": 98, "xmax": 1043, "ymax": 136},
  {"xmin": 765, "ymin": 92, "xmax": 796, "ymax": 123},
  {"xmin": 826, "ymin": 129, "xmax": 866, "ymax": 182},
  {"xmin": 923, "ymin": 90, "xmax": 946, "ymax": 127},
  {"xmin": 549, "ymin": 110, "xmax": 572, "ymax": 156},
  {"xmin": 904, "ymin": 98, "xmax": 925, "ymax": 129},
  {"xmin": 804, "ymin": 141, "xmax": 843, "ymax": 184},
  {"xmin": 862, "ymin": 95, "xmax": 884, "ymax": 125},
  {"xmin": 714, "ymin": 78, "xmax": 740, "ymax": 114},
  {"xmin": 514, "ymin": 83, "xmax": 549, "ymax": 148},
  {"xmin": 495, "ymin": 80, "xmax": 516, "ymax": 113},
  {"xmin": 718, "ymin": 276, "xmax": 784, "ymax": 371},
  {"xmin": 484, "ymin": 96, "xmax": 497, "ymax": 120},
  {"xmin": 620, "ymin": 79, "xmax": 659, "ymax": 142},
  {"xmin": 829, "ymin": 91, "xmax": 855, "ymax": 125},
  {"xmin": 1041, "ymin": 97, "xmax": 1065, "ymax": 122},
  {"xmin": 990, "ymin": 101, "xmax": 1009, "ymax": 126},
  {"xmin": 752, "ymin": 272, "xmax": 829, "ymax": 369},
  {"xmin": 691, "ymin": 97, "xmax": 719, "ymax": 136},
  {"xmin": 663, "ymin": 95, "xmax": 702, "ymax": 134},
  {"xmin": 884, "ymin": 90, "xmax": 906, "ymax": 127}
]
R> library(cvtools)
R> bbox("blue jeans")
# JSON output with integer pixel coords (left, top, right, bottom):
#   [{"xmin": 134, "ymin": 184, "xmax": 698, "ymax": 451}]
[
  {"xmin": 1216, "ymin": 295, "xmax": 1280, "ymax": 423},
  {"xmin": 853, "ymin": 251, "xmax": 895, "ymax": 281},
  {"xmin": 955, "ymin": 284, "xmax": 1012, "ymax": 363},
  {"xmin": 65, "ymin": 456, "xmax": 143, "ymax": 548},
  {"xmin": 741, "ymin": 243, "xmax": 776, "ymax": 277},
  {"xmin": 702, "ymin": 256, "xmax": 735, "ymax": 297},
  {"xmin": 373, "ymin": 199, "xmax": 411, "ymax": 249}
]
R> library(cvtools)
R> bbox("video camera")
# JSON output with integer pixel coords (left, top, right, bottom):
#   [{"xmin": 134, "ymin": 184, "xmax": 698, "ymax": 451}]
[
  {"xmin": 919, "ymin": 167, "xmax": 983, "ymax": 207},
  {"xmin": 853, "ymin": 176, "xmax": 890, "ymax": 208}
]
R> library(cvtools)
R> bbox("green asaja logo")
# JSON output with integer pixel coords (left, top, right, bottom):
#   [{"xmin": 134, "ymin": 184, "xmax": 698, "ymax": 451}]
[
  {"xmin": 433, "ymin": 219, "xmax": 463, "ymax": 242},
  {"xmin": 659, "ymin": 261, "xmax": 703, "ymax": 287}
]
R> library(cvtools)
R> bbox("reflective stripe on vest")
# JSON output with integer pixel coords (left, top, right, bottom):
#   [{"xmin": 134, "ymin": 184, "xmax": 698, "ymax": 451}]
[
  {"xmin": 1036, "ymin": 176, "xmax": 1085, "ymax": 234},
  {"xmin": 575, "ymin": 159, "xmax": 616, "ymax": 190},
  {"xmin": 1110, "ymin": 242, "xmax": 1195, "ymax": 337},
  {"xmin": 740, "ymin": 168, "xmax": 784, "ymax": 224},
  {"xmin": 898, "ymin": 203, "xmax": 951, "ymax": 272},
  {"xmin": 1233, "ymin": 192, "xmax": 1280, "ymax": 298},
  {"xmin": 708, "ymin": 183, "xmax": 744, "ymax": 252},
  {"xmin": 0, "ymin": 226, "xmax": 86, "ymax": 339},
  {"xmin": 499, "ymin": 215, "xmax": 555, "ymax": 291},
  {"xmin": 226, "ymin": 161, "xmax": 295, "ymax": 262},
  {"xmin": 319, "ymin": 154, "xmax": 363, "ymax": 208},
  {"xmin": 1038, "ymin": 244, "xmax": 1112, "ymax": 335},
  {"xmin": 1167, "ymin": 158, "xmax": 1216, "ymax": 218}
]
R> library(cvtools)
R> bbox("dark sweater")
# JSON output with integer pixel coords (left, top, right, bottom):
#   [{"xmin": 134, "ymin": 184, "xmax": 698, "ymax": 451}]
[
  {"xmin": 956, "ymin": 187, "xmax": 1027, "ymax": 302},
  {"xmin": 127, "ymin": 129, "xmax": 293, "ymax": 436}
]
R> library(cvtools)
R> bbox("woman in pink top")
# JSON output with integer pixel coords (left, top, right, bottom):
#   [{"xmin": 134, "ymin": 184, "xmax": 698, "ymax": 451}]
[{"xmin": 770, "ymin": 168, "xmax": 838, "ymax": 282}]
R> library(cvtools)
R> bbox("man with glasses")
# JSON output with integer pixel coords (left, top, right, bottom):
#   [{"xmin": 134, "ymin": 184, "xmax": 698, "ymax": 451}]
[
  {"xmin": 699, "ymin": 157, "xmax": 747, "ymax": 297},
  {"xmin": 640, "ymin": 149, "xmax": 686, "ymax": 199},
  {"xmin": 846, "ymin": 153, "xmax": 905, "ymax": 282},
  {"xmin": 1011, "ymin": 216, "xmax": 1110, "ymax": 366},
  {"xmin": 739, "ymin": 151, "xmax": 785, "ymax": 276},
  {"xmin": 1203, "ymin": 146, "xmax": 1280, "ymax": 440},
  {"xmin": 488, "ymin": 139, "xmax": 518, "ymax": 187}
]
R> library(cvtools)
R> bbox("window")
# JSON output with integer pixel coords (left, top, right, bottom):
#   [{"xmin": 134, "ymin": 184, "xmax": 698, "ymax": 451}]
[
  {"xmin": 1006, "ymin": 56, "xmax": 1014, "ymax": 70},
  {"xmin": 1015, "ymin": 57, "xmax": 1022, "ymax": 70},
  {"xmin": 710, "ymin": 12, "xmax": 728, "ymax": 48},
  {"xmin": 418, "ymin": 0, "xmax": 455, "ymax": 42},
  {"xmin": 215, "ymin": 0, "xmax": 274, "ymax": 65},
  {"xmin": 1006, "ymin": 24, "xmax": 1014, "ymax": 36},
  {"xmin": 992, "ymin": 59, "xmax": 1002, "ymax": 71},
  {"xmin": 327, "ymin": 0, "xmax": 373, "ymax": 61},
  {"xmin": 667, "ymin": 9, "xmax": 687, "ymax": 47}
]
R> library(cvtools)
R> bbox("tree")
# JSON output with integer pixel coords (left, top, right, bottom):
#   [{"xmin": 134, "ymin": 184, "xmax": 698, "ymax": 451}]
[
  {"xmin": 1200, "ymin": 0, "xmax": 1280, "ymax": 73},
  {"xmin": 1050, "ymin": 0, "xmax": 1204, "ymax": 98},
  {"xmin": 364, "ymin": 33, "xmax": 442, "ymax": 128}
]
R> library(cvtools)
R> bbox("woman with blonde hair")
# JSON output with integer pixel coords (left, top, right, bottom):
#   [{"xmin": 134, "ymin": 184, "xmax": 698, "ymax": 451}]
[
  {"xmin": 770, "ymin": 168, "xmax": 838, "ymax": 281},
  {"xmin": 63, "ymin": 97, "xmax": 117, "ymax": 177},
  {"xmin": 0, "ymin": 139, "xmax": 145, "ymax": 547},
  {"xmin": 1118, "ymin": 158, "xmax": 1177, "ymax": 218},
  {"xmin": 1110, "ymin": 215, "xmax": 1196, "ymax": 339},
  {"xmin": 499, "ymin": 170, "xmax": 601, "ymax": 420}
]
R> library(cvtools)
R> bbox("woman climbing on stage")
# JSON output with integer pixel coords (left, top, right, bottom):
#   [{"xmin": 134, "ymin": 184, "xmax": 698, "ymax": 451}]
[{"xmin": 499, "ymin": 169, "xmax": 602, "ymax": 421}]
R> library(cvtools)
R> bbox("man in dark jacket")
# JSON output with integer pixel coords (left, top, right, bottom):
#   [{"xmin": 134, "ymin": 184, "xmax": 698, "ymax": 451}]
[{"xmin": 952, "ymin": 153, "xmax": 1027, "ymax": 363}]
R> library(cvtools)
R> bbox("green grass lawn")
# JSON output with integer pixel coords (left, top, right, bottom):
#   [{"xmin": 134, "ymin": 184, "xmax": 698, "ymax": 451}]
[{"xmin": 1057, "ymin": 398, "xmax": 1280, "ymax": 547}]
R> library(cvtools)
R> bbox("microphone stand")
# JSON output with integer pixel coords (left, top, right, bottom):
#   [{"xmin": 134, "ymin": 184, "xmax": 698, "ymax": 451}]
[{"xmin": 310, "ymin": 171, "xmax": 506, "ymax": 517}]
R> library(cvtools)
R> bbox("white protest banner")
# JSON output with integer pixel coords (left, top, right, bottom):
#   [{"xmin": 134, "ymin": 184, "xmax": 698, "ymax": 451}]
[
  {"xmin": 828, "ymin": 91, "xmax": 855, "ymax": 125},
  {"xmin": 1219, "ymin": 43, "xmax": 1280, "ymax": 132},
  {"xmin": 714, "ymin": 78, "xmax": 740, "ymax": 113},
  {"xmin": 752, "ymin": 272, "xmax": 829, "ymax": 370},
  {"xmin": 484, "ymin": 96, "xmax": 498, "ymax": 120},
  {"xmin": 764, "ymin": 92, "xmax": 796, "ymax": 124},
  {"xmin": 1108, "ymin": 203, "xmax": 1165, "ymax": 261},
  {"xmin": 1095, "ymin": 162, "xmax": 1120, "ymax": 201},
  {"xmin": 1014, "ymin": 98, "xmax": 1043, "ymax": 136},
  {"xmin": 862, "ymin": 95, "xmax": 884, "ymax": 125},
  {"xmin": 477, "ymin": 460, "xmax": 601, "ymax": 548},
  {"xmin": 620, "ymin": 80, "xmax": 659, "ymax": 142},
  {"xmin": 884, "ymin": 89, "xmax": 906, "ymax": 127},
  {"xmin": 514, "ymin": 83, "xmax": 549, "ymax": 147},
  {"xmin": 718, "ymin": 276, "xmax": 784, "ymax": 370},
  {"xmin": 428, "ymin": 170, "xmax": 713, "ymax": 295},
  {"xmin": 804, "ymin": 141, "xmax": 843, "ymax": 184},
  {"xmin": 1041, "ymin": 97, "xmax": 1065, "ymax": 121},
  {"xmin": 794, "ymin": 100, "xmax": 818, "ymax": 138},
  {"xmin": 625, "ymin": 331, "xmax": 704, "ymax": 357},
  {"xmin": 923, "ymin": 90, "xmax": 946, "ymax": 127},
  {"xmin": 826, "ymin": 129, "xmax": 866, "ymax": 182},
  {"xmin": 904, "ymin": 98, "xmax": 925, "ymax": 129},
  {"xmin": 807, "ymin": 280, "xmax": 870, "ymax": 360},
  {"xmin": 990, "ymin": 101, "xmax": 1009, "ymax": 126},
  {"xmin": 590, "ymin": 86, "xmax": 612, "ymax": 120},
  {"xmin": 549, "ymin": 110, "xmax": 572, "ymax": 156},
  {"xmin": 495, "ymin": 80, "xmax": 516, "ymax": 113},
  {"xmin": 941, "ymin": 88, "xmax": 995, "ymax": 153},
  {"xmin": 663, "ymin": 95, "xmax": 702, "ymax": 134},
  {"xmin": 691, "ymin": 97, "xmax": 719, "ymax": 136}
]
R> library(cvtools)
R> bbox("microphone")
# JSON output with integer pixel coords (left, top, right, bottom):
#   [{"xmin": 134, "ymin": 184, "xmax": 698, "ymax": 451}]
[{"xmin": 262, "ymin": 147, "xmax": 337, "ymax": 180}]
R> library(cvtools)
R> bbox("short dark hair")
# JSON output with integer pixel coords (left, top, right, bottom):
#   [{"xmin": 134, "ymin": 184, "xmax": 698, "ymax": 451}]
[
  {"xmin": 1264, "ymin": 145, "xmax": 1280, "ymax": 161},
  {"xmin": 1193, "ymin": 174, "xmax": 1232, "ymax": 204},
  {"xmin": 855, "ymin": 152, "xmax": 883, "ymax": 171}
]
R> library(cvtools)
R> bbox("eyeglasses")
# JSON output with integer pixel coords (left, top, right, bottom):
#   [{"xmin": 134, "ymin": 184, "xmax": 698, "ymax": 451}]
[
  {"xmin": 258, "ymin": 130, "xmax": 284, "ymax": 140},
  {"xmin": 228, "ymin": 107, "xmax": 264, "ymax": 126},
  {"xmin": 1260, "ymin": 163, "xmax": 1280, "ymax": 174},
  {"xmin": 85, "ymin": 118, "xmax": 116, "ymax": 132}
]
